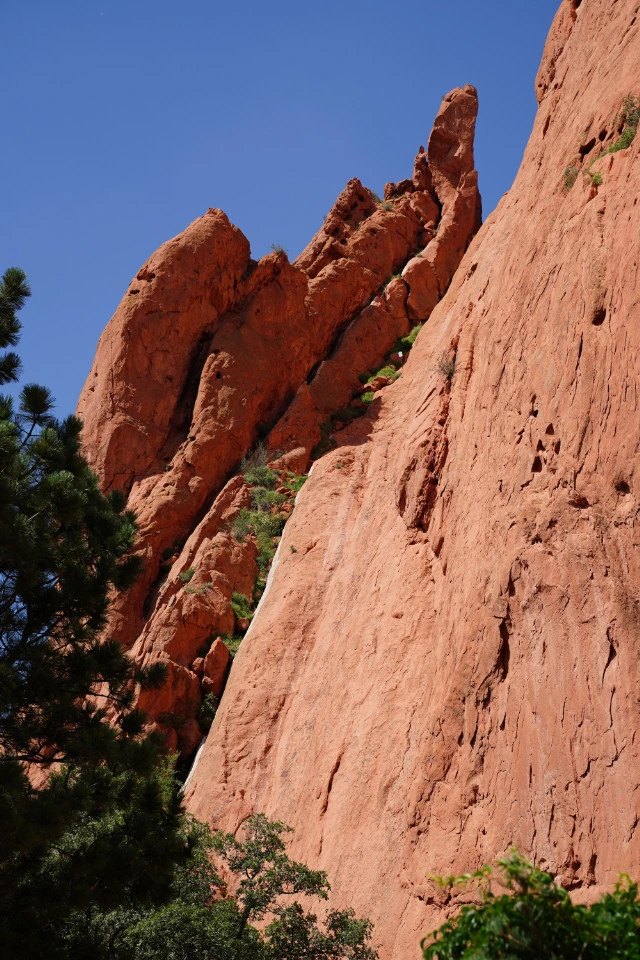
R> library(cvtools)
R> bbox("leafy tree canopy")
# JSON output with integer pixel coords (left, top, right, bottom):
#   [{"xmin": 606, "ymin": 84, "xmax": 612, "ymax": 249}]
[
  {"xmin": 422, "ymin": 852, "xmax": 640, "ymax": 960},
  {"xmin": 68, "ymin": 814, "xmax": 378, "ymax": 960}
]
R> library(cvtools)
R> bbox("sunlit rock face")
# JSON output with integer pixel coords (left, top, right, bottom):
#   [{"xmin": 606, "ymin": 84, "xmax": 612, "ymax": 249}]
[
  {"xmin": 78, "ymin": 89, "xmax": 480, "ymax": 759},
  {"xmin": 179, "ymin": 2, "xmax": 640, "ymax": 957}
]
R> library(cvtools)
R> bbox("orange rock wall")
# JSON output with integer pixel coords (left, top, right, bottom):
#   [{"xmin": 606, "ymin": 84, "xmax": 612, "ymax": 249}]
[
  {"xmin": 184, "ymin": 1, "xmax": 640, "ymax": 956},
  {"xmin": 78, "ymin": 91, "xmax": 481, "ymax": 754}
]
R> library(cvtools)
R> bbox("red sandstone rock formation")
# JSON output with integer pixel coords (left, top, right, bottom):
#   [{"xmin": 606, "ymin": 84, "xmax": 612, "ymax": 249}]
[
  {"xmin": 182, "ymin": 1, "xmax": 640, "ymax": 956},
  {"xmin": 78, "ymin": 90, "xmax": 481, "ymax": 753}
]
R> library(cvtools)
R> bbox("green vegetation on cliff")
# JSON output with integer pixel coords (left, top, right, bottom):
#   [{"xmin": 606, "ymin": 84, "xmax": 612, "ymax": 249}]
[{"xmin": 423, "ymin": 853, "xmax": 640, "ymax": 960}]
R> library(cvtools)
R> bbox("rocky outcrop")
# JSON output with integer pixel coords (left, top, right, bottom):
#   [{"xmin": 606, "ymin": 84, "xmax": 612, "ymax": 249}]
[
  {"xmin": 183, "ymin": 1, "xmax": 640, "ymax": 957},
  {"xmin": 78, "ymin": 90, "xmax": 481, "ymax": 753}
]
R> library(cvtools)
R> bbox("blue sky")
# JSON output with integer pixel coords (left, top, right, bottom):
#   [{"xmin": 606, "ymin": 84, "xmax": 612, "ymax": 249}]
[{"xmin": 2, "ymin": 0, "xmax": 560, "ymax": 417}]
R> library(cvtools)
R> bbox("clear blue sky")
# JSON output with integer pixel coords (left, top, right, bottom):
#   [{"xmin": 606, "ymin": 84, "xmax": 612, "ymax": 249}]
[{"xmin": 2, "ymin": 0, "xmax": 560, "ymax": 418}]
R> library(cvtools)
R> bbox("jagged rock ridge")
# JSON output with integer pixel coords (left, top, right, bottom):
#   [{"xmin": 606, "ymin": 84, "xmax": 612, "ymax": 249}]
[{"xmin": 78, "ymin": 87, "xmax": 481, "ymax": 754}]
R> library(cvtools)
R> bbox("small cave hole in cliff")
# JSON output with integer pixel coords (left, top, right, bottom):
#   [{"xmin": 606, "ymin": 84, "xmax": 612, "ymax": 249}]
[
  {"xmin": 579, "ymin": 137, "xmax": 596, "ymax": 157},
  {"xmin": 498, "ymin": 623, "xmax": 511, "ymax": 680},
  {"xmin": 592, "ymin": 307, "xmax": 607, "ymax": 326}
]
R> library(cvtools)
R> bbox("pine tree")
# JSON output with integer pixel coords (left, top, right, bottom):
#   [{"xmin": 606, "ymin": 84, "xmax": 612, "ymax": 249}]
[{"xmin": 0, "ymin": 268, "xmax": 197, "ymax": 958}]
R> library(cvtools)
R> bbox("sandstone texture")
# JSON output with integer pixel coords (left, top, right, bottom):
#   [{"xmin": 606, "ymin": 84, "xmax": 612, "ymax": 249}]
[
  {"xmin": 78, "ymin": 92, "xmax": 481, "ymax": 753},
  {"xmin": 183, "ymin": 1, "xmax": 640, "ymax": 957}
]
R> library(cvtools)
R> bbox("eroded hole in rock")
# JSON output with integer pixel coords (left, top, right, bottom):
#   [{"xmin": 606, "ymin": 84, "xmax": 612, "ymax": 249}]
[
  {"xmin": 498, "ymin": 622, "xmax": 511, "ymax": 680},
  {"xmin": 532, "ymin": 456, "xmax": 543, "ymax": 473},
  {"xmin": 536, "ymin": 439, "xmax": 545, "ymax": 452},
  {"xmin": 570, "ymin": 493, "xmax": 590, "ymax": 508},
  {"xmin": 604, "ymin": 640, "xmax": 617, "ymax": 678},
  {"xmin": 592, "ymin": 307, "xmax": 606, "ymax": 326},
  {"xmin": 216, "ymin": 372, "xmax": 222, "ymax": 380},
  {"xmin": 554, "ymin": 440, "xmax": 561, "ymax": 454},
  {"xmin": 598, "ymin": 128, "xmax": 608, "ymax": 141},
  {"xmin": 545, "ymin": 423, "xmax": 555, "ymax": 435},
  {"xmin": 615, "ymin": 478, "xmax": 631, "ymax": 494},
  {"xmin": 579, "ymin": 137, "xmax": 596, "ymax": 156}
]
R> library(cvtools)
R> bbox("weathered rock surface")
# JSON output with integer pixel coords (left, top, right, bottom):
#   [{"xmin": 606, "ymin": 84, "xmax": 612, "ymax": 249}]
[
  {"xmin": 184, "ymin": 1, "xmax": 640, "ymax": 956},
  {"xmin": 78, "ymin": 91, "xmax": 480, "ymax": 753}
]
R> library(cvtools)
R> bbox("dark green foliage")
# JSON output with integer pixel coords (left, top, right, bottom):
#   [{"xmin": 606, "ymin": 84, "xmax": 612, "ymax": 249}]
[
  {"xmin": 251, "ymin": 486, "xmax": 286, "ymax": 511},
  {"xmin": 0, "ymin": 266, "xmax": 29, "ymax": 386},
  {"xmin": 610, "ymin": 94, "xmax": 640, "ymax": 152},
  {"xmin": 360, "ymin": 391, "xmax": 375, "ymax": 404},
  {"xmin": 582, "ymin": 95, "xmax": 639, "ymax": 179},
  {"xmin": 422, "ymin": 852, "xmax": 640, "ymax": 960},
  {"xmin": 80, "ymin": 814, "xmax": 377, "ymax": 960},
  {"xmin": 383, "ymin": 323, "xmax": 424, "ymax": 365},
  {"xmin": 231, "ymin": 508, "xmax": 286, "ymax": 573},
  {"xmin": 370, "ymin": 191, "xmax": 382, "ymax": 204},
  {"xmin": 219, "ymin": 633, "xmax": 243, "ymax": 656},
  {"xmin": 609, "ymin": 125, "xmax": 637, "ymax": 153},
  {"xmin": 197, "ymin": 692, "xmax": 219, "ymax": 731},
  {"xmin": 244, "ymin": 464, "xmax": 279, "ymax": 489},
  {"xmin": 283, "ymin": 472, "xmax": 307, "ymax": 494},
  {"xmin": 0, "ymin": 268, "xmax": 199, "ymax": 958},
  {"xmin": 179, "ymin": 566, "xmax": 196, "ymax": 583},
  {"xmin": 254, "ymin": 513, "xmax": 287, "ymax": 573},
  {"xmin": 232, "ymin": 506, "xmax": 254, "ymax": 540},
  {"xmin": 366, "ymin": 365, "xmax": 399, "ymax": 383},
  {"xmin": 400, "ymin": 323, "xmax": 423, "ymax": 349},
  {"xmin": 231, "ymin": 591, "xmax": 254, "ymax": 622}
]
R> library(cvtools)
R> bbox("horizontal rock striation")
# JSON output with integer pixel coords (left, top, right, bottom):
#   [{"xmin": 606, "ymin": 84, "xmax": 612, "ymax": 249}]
[
  {"xmin": 184, "ymin": 1, "xmax": 640, "ymax": 957},
  {"xmin": 78, "ymin": 89, "xmax": 481, "ymax": 754}
]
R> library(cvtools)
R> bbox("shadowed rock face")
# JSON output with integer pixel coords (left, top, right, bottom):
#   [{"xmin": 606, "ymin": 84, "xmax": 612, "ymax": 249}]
[
  {"xmin": 78, "ymin": 89, "xmax": 481, "ymax": 755},
  {"xmin": 181, "ymin": 0, "xmax": 640, "ymax": 956}
]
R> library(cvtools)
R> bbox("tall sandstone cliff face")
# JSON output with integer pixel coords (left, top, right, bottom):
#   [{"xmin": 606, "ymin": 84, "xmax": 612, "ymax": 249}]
[
  {"xmin": 182, "ymin": 0, "xmax": 640, "ymax": 955},
  {"xmin": 80, "ymin": 0, "xmax": 640, "ymax": 955},
  {"xmin": 78, "ymin": 88, "xmax": 481, "ymax": 755}
]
